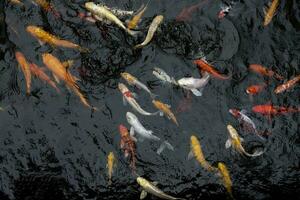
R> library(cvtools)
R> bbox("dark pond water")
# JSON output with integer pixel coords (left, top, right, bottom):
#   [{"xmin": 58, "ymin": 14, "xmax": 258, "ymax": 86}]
[{"xmin": 0, "ymin": 0, "xmax": 300, "ymax": 199}]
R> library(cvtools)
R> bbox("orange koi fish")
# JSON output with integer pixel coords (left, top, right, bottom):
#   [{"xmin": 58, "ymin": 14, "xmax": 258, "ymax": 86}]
[
  {"xmin": 194, "ymin": 59, "xmax": 230, "ymax": 80},
  {"xmin": 176, "ymin": 0, "xmax": 208, "ymax": 22},
  {"xmin": 274, "ymin": 75, "xmax": 300, "ymax": 94},
  {"xmin": 246, "ymin": 83, "xmax": 266, "ymax": 95},
  {"xmin": 263, "ymin": 0, "xmax": 280, "ymax": 26},
  {"xmin": 33, "ymin": 0, "xmax": 61, "ymax": 18},
  {"xmin": 42, "ymin": 53, "xmax": 93, "ymax": 109},
  {"xmin": 15, "ymin": 51, "xmax": 31, "ymax": 95},
  {"xmin": 119, "ymin": 124, "xmax": 137, "ymax": 173},
  {"xmin": 29, "ymin": 63, "xmax": 60, "ymax": 93},
  {"xmin": 252, "ymin": 104, "xmax": 300, "ymax": 116},
  {"xmin": 152, "ymin": 99, "xmax": 179, "ymax": 126},
  {"xmin": 26, "ymin": 26, "xmax": 88, "ymax": 52},
  {"xmin": 249, "ymin": 64, "xmax": 283, "ymax": 80}
]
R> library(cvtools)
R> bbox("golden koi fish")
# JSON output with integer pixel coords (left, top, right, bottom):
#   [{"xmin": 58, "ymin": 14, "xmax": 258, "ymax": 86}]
[
  {"xmin": 42, "ymin": 53, "xmax": 93, "ymax": 109},
  {"xmin": 263, "ymin": 0, "xmax": 280, "ymax": 26},
  {"xmin": 106, "ymin": 152, "xmax": 116, "ymax": 185},
  {"xmin": 217, "ymin": 162, "xmax": 234, "ymax": 199},
  {"xmin": 26, "ymin": 26, "xmax": 88, "ymax": 52},
  {"xmin": 15, "ymin": 51, "xmax": 31, "ymax": 95},
  {"xmin": 134, "ymin": 15, "xmax": 163, "ymax": 49},
  {"xmin": 127, "ymin": 1, "xmax": 149, "ymax": 30},
  {"xmin": 152, "ymin": 99, "xmax": 178, "ymax": 126},
  {"xmin": 189, "ymin": 135, "xmax": 217, "ymax": 172}
]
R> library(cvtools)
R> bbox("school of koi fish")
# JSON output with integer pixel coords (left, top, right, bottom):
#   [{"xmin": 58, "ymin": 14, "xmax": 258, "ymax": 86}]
[{"xmin": 1, "ymin": 0, "xmax": 299, "ymax": 199}]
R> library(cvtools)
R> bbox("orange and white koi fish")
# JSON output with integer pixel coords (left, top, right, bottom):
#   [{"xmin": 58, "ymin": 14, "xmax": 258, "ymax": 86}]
[
  {"xmin": 127, "ymin": 1, "xmax": 149, "ymax": 30},
  {"xmin": 106, "ymin": 152, "xmax": 116, "ymax": 185},
  {"xmin": 42, "ymin": 53, "xmax": 92, "ymax": 108},
  {"xmin": 217, "ymin": 162, "xmax": 234, "ymax": 199},
  {"xmin": 26, "ymin": 26, "xmax": 88, "ymax": 52},
  {"xmin": 152, "ymin": 100, "xmax": 179, "ymax": 126},
  {"xmin": 263, "ymin": 0, "xmax": 280, "ymax": 26},
  {"xmin": 249, "ymin": 64, "xmax": 283, "ymax": 80},
  {"xmin": 194, "ymin": 59, "xmax": 230, "ymax": 80},
  {"xmin": 189, "ymin": 135, "xmax": 217, "ymax": 172},
  {"xmin": 32, "ymin": 0, "xmax": 60, "ymax": 18},
  {"xmin": 29, "ymin": 63, "xmax": 60, "ymax": 93},
  {"xmin": 246, "ymin": 83, "xmax": 266, "ymax": 95},
  {"xmin": 274, "ymin": 75, "xmax": 300, "ymax": 94},
  {"xmin": 15, "ymin": 51, "xmax": 31, "ymax": 95}
]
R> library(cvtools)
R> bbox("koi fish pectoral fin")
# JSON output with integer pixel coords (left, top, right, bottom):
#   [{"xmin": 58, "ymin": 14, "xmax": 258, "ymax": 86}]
[
  {"xmin": 130, "ymin": 127, "xmax": 135, "ymax": 137},
  {"xmin": 156, "ymin": 141, "xmax": 174, "ymax": 155},
  {"xmin": 52, "ymin": 74, "xmax": 60, "ymax": 84},
  {"xmin": 140, "ymin": 190, "xmax": 148, "ymax": 200},
  {"xmin": 225, "ymin": 139, "xmax": 232, "ymax": 149},
  {"xmin": 122, "ymin": 96, "xmax": 127, "ymax": 106},
  {"xmin": 187, "ymin": 151, "xmax": 194, "ymax": 160},
  {"xmin": 159, "ymin": 111, "xmax": 164, "ymax": 116},
  {"xmin": 190, "ymin": 88, "xmax": 202, "ymax": 96}
]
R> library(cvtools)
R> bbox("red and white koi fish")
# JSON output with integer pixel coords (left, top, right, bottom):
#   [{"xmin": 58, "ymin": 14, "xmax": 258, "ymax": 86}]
[{"xmin": 274, "ymin": 75, "xmax": 300, "ymax": 94}]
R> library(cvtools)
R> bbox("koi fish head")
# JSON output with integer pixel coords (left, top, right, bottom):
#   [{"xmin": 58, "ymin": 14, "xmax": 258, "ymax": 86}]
[
  {"xmin": 26, "ymin": 25, "xmax": 37, "ymax": 35},
  {"xmin": 108, "ymin": 152, "xmax": 115, "ymax": 161},
  {"xmin": 118, "ymin": 83, "xmax": 128, "ymax": 94},
  {"xmin": 120, "ymin": 72, "xmax": 136, "ymax": 83},
  {"xmin": 126, "ymin": 112, "xmax": 137, "ymax": 124},
  {"xmin": 136, "ymin": 177, "xmax": 148, "ymax": 187},
  {"xmin": 229, "ymin": 109, "xmax": 240, "ymax": 118},
  {"xmin": 119, "ymin": 124, "xmax": 128, "ymax": 137},
  {"xmin": 190, "ymin": 135, "xmax": 199, "ymax": 149},
  {"xmin": 226, "ymin": 124, "xmax": 239, "ymax": 140},
  {"xmin": 85, "ymin": 2, "xmax": 96, "ymax": 11}
]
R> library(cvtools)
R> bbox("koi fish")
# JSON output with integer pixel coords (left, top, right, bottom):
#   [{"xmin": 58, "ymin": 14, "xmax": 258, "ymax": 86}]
[
  {"xmin": 229, "ymin": 109, "xmax": 265, "ymax": 140},
  {"xmin": 106, "ymin": 152, "xmax": 116, "ymax": 185},
  {"xmin": 176, "ymin": 0, "xmax": 208, "ymax": 22},
  {"xmin": 121, "ymin": 72, "xmax": 156, "ymax": 98},
  {"xmin": 29, "ymin": 63, "xmax": 60, "ymax": 93},
  {"xmin": 194, "ymin": 59, "xmax": 230, "ymax": 80},
  {"xmin": 42, "ymin": 53, "xmax": 93, "ymax": 108},
  {"xmin": 177, "ymin": 72, "xmax": 210, "ymax": 96},
  {"xmin": 249, "ymin": 64, "xmax": 283, "ymax": 80},
  {"xmin": 263, "ymin": 0, "xmax": 280, "ymax": 26},
  {"xmin": 127, "ymin": 1, "xmax": 149, "ymax": 30},
  {"xmin": 152, "ymin": 67, "xmax": 178, "ymax": 85},
  {"xmin": 134, "ymin": 15, "xmax": 164, "ymax": 49},
  {"xmin": 152, "ymin": 100, "xmax": 178, "ymax": 126},
  {"xmin": 226, "ymin": 125, "xmax": 264, "ymax": 157},
  {"xmin": 15, "ymin": 51, "xmax": 31, "ymax": 95},
  {"xmin": 252, "ymin": 104, "xmax": 300, "ymax": 116},
  {"xmin": 218, "ymin": 4, "xmax": 232, "ymax": 19},
  {"xmin": 32, "ymin": 0, "xmax": 60, "ymax": 18},
  {"xmin": 246, "ymin": 83, "xmax": 266, "ymax": 95},
  {"xmin": 188, "ymin": 135, "xmax": 217, "ymax": 172},
  {"xmin": 137, "ymin": 177, "xmax": 185, "ymax": 200},
  {"xmin": 85, "ymin": 2, "xmax": 138, "ymax": 36},
  {"xmin": 126, "ymin": 112, "xmax": 174, "ymax": 154},
  {"xmin": 118, "ymin": 83, "xmax": 157, "ymax": 116},
  {"xmin": 26, "ymin": 26, "xmax": 88, "ymax": 52},
  {"xmin": 274, "ymin": 75, "xmax": 300, "ymax": 94},
  {"xmin": 119, "ymin": 124, "xmax": 137, "ymax": 172},
  {"xmin": 217, "ymin": 162, "xmax": 233, "ymax": 199}
]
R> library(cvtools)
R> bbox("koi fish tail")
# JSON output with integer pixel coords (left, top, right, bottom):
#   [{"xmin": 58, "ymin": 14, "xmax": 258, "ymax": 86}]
[
  {"xmin": 78, "ymin": 46, "xmax": 90, "ymax": 53},
  {"xmin": 156, "ymin": 141, "xmax": 174, "ymax": 155},
  {"xmin": 127, "ymin": 29, "xmax": 140, "ymax": 37}
]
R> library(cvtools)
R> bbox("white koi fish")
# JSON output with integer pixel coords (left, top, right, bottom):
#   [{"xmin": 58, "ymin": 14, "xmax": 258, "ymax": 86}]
[
  {"xmin": 177, "ymin": 72, "xmax": 210, "ymax": 96},
  {"xmin": 118, "ymin": 83, "xmax": 157, "ymax": 116},
  {"xmin": 152, "ymin": 67, "xmax": 178, "ymax": 85}
]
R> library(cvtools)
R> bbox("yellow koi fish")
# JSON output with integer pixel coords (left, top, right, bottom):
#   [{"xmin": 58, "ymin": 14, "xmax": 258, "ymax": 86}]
[
  {"xmin": 106, "ymin": 152, "xmax": 116, "ymax": 185},
  {"xmin": 226, "ymin": 125, "xmax": 264, "ymax": 157},
  {"xmin": 26, "ymin": 26, "xmax": 88, "ymax": 52},
  {"xmin": 15, "ymin": 51, "xmax": 31, "ymax": 95},
  {"xmin": 263, "ymin": 0, "xmax": 280, "ymax": 26},
  {"xmin": 152, "ymin": 99, "xmax": 178, "ymax": 126},
  {"xmin": 134, "ymin": 15, "xmax": 163, "ymax": 49},
  {"xmin": 217, "ymin": 162, "xmax": 234, "ymax": 199},
  {"xmin": 42, "ymin": 53, "xmax": 93, "ymax": 109},
  {"xmin": 127, "ymin": 1, "xmax": 149, "ymax": 30},
  {"xmin": 189, "ymin": 135, "xmax": 217, "ymax": 172}
]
